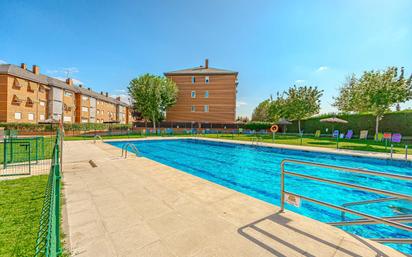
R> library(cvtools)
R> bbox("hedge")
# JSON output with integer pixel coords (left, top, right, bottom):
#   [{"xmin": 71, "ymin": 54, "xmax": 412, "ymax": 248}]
[{"xmin": 286, "ymin": 111, "xmax": 412, "ymax": 136}]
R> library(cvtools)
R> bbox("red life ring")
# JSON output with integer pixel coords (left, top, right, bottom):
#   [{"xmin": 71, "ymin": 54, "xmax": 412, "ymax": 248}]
[{"xmin": 270, "ymin": 124, "xmax": 279, "ymax": 133}]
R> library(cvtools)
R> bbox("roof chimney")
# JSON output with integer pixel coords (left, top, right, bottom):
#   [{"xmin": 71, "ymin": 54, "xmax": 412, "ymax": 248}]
[
  {"xmin": 21, "ymin": 63, "xmax": 27, "ymax": 70},
  {"xmin": 78, "ymin": 84, "xmax": 82, "ymax": 88},
  {"xmin": 205, "ymin": 59, "xmax": 209, "ymax": 69},
  {"xmin": 100, "ymin": 91, "xmax": 103, "ymax": 95},
  {"xmin": 66, "ymin": 78, "xmax": 73, "ymax": 86},
  {"xmin": 87, "ymin": 87, "xmax": 91, "ymax": 91},
  {"xmin": 32, "ymin": 65, "xmax": 40, "ymax": 75},
  {"xmin": 116, "ymin": 96, "xmax": 121, "ymax": 101},
  {"xmin": 105, "ymin": 92, "xmax": 108, "ymax": 97}
]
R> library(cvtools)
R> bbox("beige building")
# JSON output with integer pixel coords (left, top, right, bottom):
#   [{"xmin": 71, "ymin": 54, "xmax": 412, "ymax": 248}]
[{"xmin": 0, "ymin": 63, "xmax": 132, "ymax": 124}]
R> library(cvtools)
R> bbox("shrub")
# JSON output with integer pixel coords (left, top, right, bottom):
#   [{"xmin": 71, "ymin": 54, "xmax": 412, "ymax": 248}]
[{"xmin": 286, "ymin": 111, "xmax": 412, "ymax": 136}]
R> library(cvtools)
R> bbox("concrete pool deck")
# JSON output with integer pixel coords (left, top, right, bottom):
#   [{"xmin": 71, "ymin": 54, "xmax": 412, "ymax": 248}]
[{"xmin": 62, "ymin": 140, "xmax": 407, "ymax": 257}]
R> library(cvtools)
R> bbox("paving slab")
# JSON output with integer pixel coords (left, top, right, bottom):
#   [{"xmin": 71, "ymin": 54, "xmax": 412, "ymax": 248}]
[{"xmin": 62, "ymin": 140, "xmax": 407, "ymax": 257}]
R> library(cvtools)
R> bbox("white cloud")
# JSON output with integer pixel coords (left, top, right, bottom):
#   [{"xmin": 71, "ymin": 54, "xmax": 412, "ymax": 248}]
[
  {"xmin": 295, "ymin": 79, "xmax": 305, "ymax": 84},
  {"xmin": 316, "ymin": 66, "xmax": 329, "ymax": 72},
  {"xmin": 236, "ymin": 101, "xmax": 247, "ymax": 107},
  {"xmin": 0, "ymin": 59, "xmax": 7, "ymax": 64}
]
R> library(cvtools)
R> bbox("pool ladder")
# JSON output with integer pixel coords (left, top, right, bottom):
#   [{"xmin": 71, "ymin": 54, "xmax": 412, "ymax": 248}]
[
  {"xmin": 251, "ymin": 137, "xmax": 263, "ymax": 146},
  {"xmin": 121, "ymin": 143, "xmax": 140, "ymax": 158},
  {"xmin": 93, "ymin": 135, "xmax": 103, "ymax": 144},
  {"xmin": 279, "ymin": 159, "xmax": 412, "ymax": 245}
]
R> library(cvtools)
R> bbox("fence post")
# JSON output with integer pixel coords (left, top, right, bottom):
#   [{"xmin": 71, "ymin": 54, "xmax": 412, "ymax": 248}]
[
  {"xmin": 390, "ymin": 144, "xmax": 393, "ymax": 160},
  {"xmin": 405, "ymin": 145, "xmax": 408, "ymax": 161}
]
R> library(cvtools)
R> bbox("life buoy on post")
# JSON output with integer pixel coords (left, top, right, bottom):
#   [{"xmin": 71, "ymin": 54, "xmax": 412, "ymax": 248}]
[{"xmin": 270, "ymin": 125, "xmax": 279, "ymax": 133}]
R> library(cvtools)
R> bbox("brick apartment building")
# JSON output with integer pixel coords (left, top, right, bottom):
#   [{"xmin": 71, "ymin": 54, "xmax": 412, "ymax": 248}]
[
  {"xmin": 0, "ymin": 63, "xmax": 132, "ymax": 124},
  {"xmin": 164, "ymin": 59, "xmax": 238, "ymax": 123}
]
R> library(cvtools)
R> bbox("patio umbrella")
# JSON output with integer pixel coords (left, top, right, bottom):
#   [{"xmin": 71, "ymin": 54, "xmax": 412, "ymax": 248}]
[
  {"xmin": 319, "ymin": 117, "xmax": 348, "ymax": 149},
  {"xmin": 277, "ymin": 118, "xmax": 292, "ymax": 134}
]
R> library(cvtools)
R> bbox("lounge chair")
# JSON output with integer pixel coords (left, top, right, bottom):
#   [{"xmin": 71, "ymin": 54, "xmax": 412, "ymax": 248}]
[
  {"xmin": 359, "ymin": 130, "xmax": 368, "ymax": 140},
  {"xmin": 332, "ymin": 130, "xmax": 339, "ymax": 138},
  {"xmin": 383, "ymin": 132, "xmax": 391, "ymax": 141},
  {"xmin": 314, "ymin": 130, "xmax": 321, "ymax": 138},
  {"xmin": 375, "ymin": 132, "xmax": 384, "ymax": 141},
  {"xmin": 391, "ymin": 133, "xmax": 402, "ymax": 143},
  {"xmin": 345, "ymin": 130, "xmax": 353, "ymax": 139}
]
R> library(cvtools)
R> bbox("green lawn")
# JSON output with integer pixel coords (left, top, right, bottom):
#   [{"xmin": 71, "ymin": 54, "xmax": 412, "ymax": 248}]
[
  {"xmin": 0, "ymin": 137, "xmax": 55, "ymax": 165},
  {"xmin": 64, "ymin": 134, "xmax": 145, "ymax": 141},
  {"xmin": 0, "ymin": 175, "xmax": 48, "ymax": 257},
  {"xmin": 200, "ymin": 133, "xmax": 409, "ymax": 154}
]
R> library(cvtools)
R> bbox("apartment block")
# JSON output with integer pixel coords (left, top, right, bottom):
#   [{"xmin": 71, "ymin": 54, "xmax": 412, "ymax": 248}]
[
  {"xmin": 0, "ymin": 63, "xmax": 132, "ymax": 124},
  {"xmin": 164, "ymin": 59, "xmax": 238, "ymax": 123}
]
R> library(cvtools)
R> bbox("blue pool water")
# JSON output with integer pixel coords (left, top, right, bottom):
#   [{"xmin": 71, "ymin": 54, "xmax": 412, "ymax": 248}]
[{"xmin": 108, "ymin": 139, "xmax": 412, "ymax": 254}]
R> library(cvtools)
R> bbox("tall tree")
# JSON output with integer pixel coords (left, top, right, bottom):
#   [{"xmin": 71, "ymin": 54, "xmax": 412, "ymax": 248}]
[
  {"xmin": 251, "ymin": 99, "xmax": 271, "ymax": 121},
  {"xmin": 128, "ymin": 74, "xmax": 178, "ymax": 129},
  {"xmin": 334, "ymin": 67, "xmax": 412, "ymax": 138},
  {"xmin": 268, "ymin": 92, "xmax": 288, "ymax": 122},
  {"xmin": 284, "ymin": 85, "xmax": 323, "ymax": 133}
]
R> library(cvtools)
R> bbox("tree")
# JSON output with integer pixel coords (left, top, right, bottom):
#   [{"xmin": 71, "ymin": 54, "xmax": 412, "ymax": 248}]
[
  {"xmin": 236, "ymin": 116, "xmax": 249, "ymax": 123},
  {"xmin": 334, "ymin": 67, "xmax": 412, "ymax": 139},
  {"xmin": 268, "ymin": 92, "xmax": 288, "ymax": 122},
  {"xmin": 283, "ymin": 85, "xmax": 323, "ymax": 133},
  {"xmin": 128, "ymin": 74, "xmax": 178, "ymax": 129},
  {"xmin": 251, "ymin": 99, "xmax": 271, "ymax": 121}
]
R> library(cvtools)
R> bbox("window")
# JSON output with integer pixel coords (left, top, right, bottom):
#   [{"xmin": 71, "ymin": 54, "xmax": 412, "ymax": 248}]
[
  {"xmin": 39, "ymin": 85, "xmax": 45, "ymax": 93},
  {"xmin": 28, "ymin": 113, "xmax": 34, "ymax": 120},
  {"xmin": 82, "ymin": 107, "xmax": 89, "ymax": 112},
  {"xmin": 15, "ymin": 112, "xmax": 22, "ymax": 120},
  {"xmin": 64, "ymin": 91, "xmax": 73, "ymax": 97},
  {"xmin": 40, "ymin": 114, "xmax": 45, "ymax": 121},
  {"xmin": 40, "ymin": 101, "xmax": 45, "ymax": 107},
  {"xmin": 64, "ymin": 116, "xmax": 72, "ymax": 122},
  {"xmin": 191, "ymin": 76, "xmax": 196, "ymax": 84},
  {"xmin": 191, "ymin": 91, "xmax": 196, "ymax": 98},
  {"xmin": 101, "ymin": 110, "xmax": 104, "ymax": 115},
  {"xmin": 191, "ymin": 105, "xmax": 196, "ymax": 112},
  {"xmin": 204, "ymin": 91, "xmax": 209, "ymax": 98},
  {"xmin": 27, "ymin": 83, "xmax": 35, "ymax": 92},
  {"xmin": 82, "ymin": 96, "xmax": 89, "ymax": 101},
  {"xmin": 97, "ymin": 110, "xmax": 100, "ymax": 115},
  {"xmin": 204, "ymin": 105, "xmax": 209, "ymax": 112},
  {"xmin": 205, "ymin": 76, "xmax": 209, "ymax": 84},
  {"xmin": 81, "ymin": 118, "xmax": 88, "ymax": 123}
]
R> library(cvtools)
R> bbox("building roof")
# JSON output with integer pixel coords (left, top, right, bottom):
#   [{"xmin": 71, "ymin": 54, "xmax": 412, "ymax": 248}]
[
  {"xmin": 0, "ymin": 64, "xmax": 129, "ymax": 106},
  {"xmin": 164, "ymin": 60, "xmax": 238, "ymax": 76}
]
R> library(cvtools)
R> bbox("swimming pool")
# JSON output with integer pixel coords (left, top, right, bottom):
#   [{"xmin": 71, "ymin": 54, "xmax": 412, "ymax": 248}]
[{"xmin": 108, "ymin": 139, "xmax": 412, "ymax": 254}]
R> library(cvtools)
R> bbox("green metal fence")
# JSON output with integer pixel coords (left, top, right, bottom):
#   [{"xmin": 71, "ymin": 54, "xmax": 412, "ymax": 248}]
[{"xmin": 34, "ymin": 129, "xmax": 62, "ymax": 257}]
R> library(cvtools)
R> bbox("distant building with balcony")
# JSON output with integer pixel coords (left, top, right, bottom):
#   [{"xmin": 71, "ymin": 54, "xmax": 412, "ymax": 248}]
[{"xmin": 0, "ymin": 63, "xmax": 132, "ymax": 124}]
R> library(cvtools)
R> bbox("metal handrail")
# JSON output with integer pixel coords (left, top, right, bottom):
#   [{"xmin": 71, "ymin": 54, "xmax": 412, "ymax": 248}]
[
  {"xmin": 328, "ymin": 215, "xmax": 412, "ymax": 226},
  {"xmin": 121, "ymin": 143, "xmax": 139, "ymax": 158},
  {"xmin": 251, "ymin": 137, "xmax": 263, "ymax": 146},
  {"xmin": 93, "ymin": 135, "xmax": 103, "ymax": 144},
  {"xmin": 341, "ymin": 197, "xmax": 399, "ymax": 220},
  {"xmin": 280, "ymin": 159, "xmax": 412, "ymax": 244}
]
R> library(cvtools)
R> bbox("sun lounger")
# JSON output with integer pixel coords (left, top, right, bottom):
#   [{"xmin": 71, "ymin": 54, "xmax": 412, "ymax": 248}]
[
  {"xmin": 332, "ymin": 130, "xmax": 339, "ymax": 138},
  {"xmin": 391, "ymin": 133, "xmax": 402, "ymax": 143},
  {"xmin": 314, "ymin": 130, "xmax": 321, "ymax": 138},
  {"xmin": 345, "ymin": 130, "xmax": 353, "ymax": 139},
  {"xmin": 359, "ymin": 130, "xmax": 368, "ymax": 140},
  {"xmin": 383, "ymin": 132, "xmax": 391, "ymax": 141}
]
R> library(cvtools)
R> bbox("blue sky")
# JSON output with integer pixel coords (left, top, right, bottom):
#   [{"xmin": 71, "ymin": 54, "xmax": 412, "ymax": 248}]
[{"xmin": 1, "ymin": 0, "xmax": 411, "ymax": 117}]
